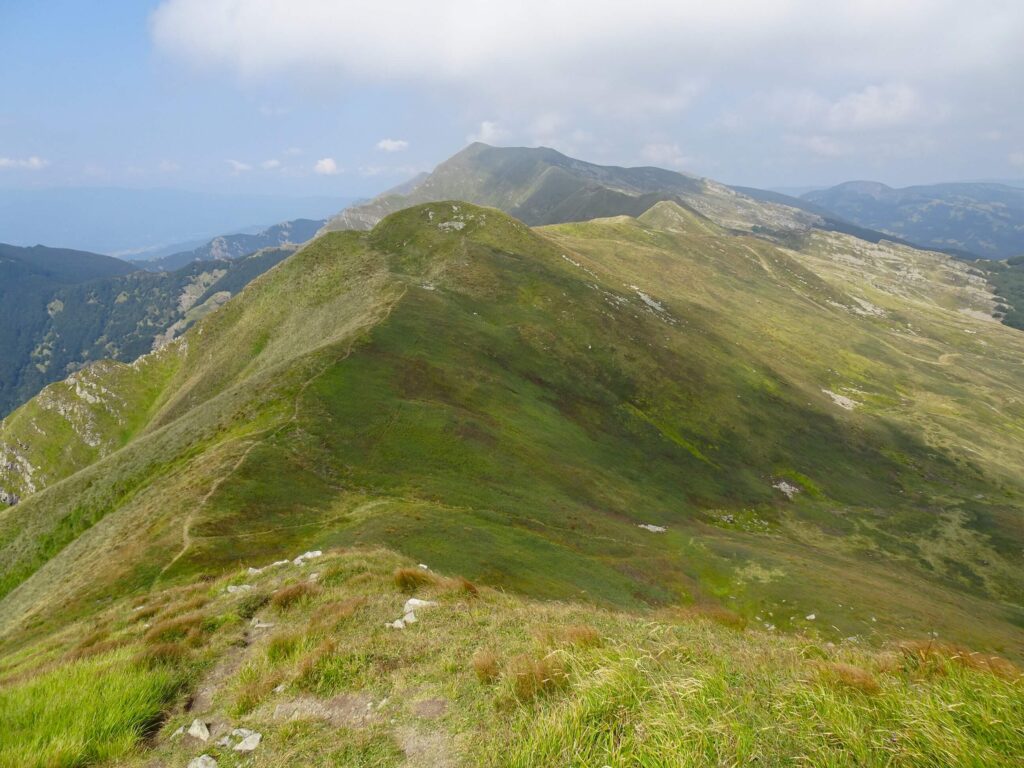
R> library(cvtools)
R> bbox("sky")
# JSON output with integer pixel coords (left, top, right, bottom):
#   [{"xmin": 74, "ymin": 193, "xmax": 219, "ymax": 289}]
[{"xmin": 1, "ymin": 0, "xmax": 1023, "ymax": 196}]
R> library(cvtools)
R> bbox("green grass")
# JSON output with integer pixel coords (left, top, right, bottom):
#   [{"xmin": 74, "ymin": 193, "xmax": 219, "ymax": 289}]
[
  {"xmin": 5, "ymin": 547, "xmax": 1020, "ymax": 767},
  {"xmin": 0, "ymin": 649, "xmax": 182, "ymax": 768}
]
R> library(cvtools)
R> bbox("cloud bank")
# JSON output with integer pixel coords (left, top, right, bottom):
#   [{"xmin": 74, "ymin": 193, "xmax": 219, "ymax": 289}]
[{"xmin": 150, "ymin": 0, "xmax": 1024, "ymax": 183}]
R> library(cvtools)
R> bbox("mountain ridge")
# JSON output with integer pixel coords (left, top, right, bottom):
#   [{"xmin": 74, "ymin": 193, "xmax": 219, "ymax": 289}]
[{"xmin": 2, "ymin": 200, "xmax": 1022, "ymax": 664}]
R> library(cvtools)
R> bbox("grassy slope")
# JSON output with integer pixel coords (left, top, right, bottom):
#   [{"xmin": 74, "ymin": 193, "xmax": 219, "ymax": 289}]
[
  {"xmin": 0, "ymin": 202, "xmax": 1022, "ymax": 667},
  {"xmin": 1, "ymin": 547, "xmax": 1020, "ymax": 767}
]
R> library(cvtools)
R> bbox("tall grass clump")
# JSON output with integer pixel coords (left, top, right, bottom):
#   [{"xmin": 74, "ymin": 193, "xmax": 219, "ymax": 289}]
[
  {"xmin": 393, "ymin": 567, "xmax": 436, "ymax": 593},
  {"xmin": 0, "ymin": 649, "xmax": 181, "ymax": 768}
]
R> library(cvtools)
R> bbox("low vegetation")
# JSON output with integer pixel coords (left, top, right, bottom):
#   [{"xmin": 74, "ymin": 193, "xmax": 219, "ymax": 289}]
[{"xmin": 0, "ymin": 548, "xmax": 1020, "ymax": 767}]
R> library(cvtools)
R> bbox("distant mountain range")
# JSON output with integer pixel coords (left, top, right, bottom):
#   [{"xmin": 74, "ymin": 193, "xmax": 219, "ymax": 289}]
[
  {"xmin": 0, "ymin": 186, "xmax": 349, "ymax": 256},
  {"xmin": 139, "ymin": 218, "xmax": 325, "ymax": 271},
  {"xmin": 802, "ymin": 181, "xmax": 1024, "ymax": 259}
]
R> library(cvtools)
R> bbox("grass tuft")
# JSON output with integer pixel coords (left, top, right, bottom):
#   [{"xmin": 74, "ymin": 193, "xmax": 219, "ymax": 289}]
[
  {"xmin": 143, "ymin": 611, "xmax": 207, "ymax": 646},
  {"xmin": 818, "ymin": 661, "xmax": 880, "ymax": 694},
  {"xmin": 393, "ymin": 567, "xmax": 436, "ymax": 593},
  {"xmin": 236, "ymin": 591, "xmax": 270, "ymax": 620},
  {"xmin": 134, "ymin": 642, "xmax": 190, "ymax": 669},
  {"xmin": 898, "ymin": 640, "xmax": 1021, "ymax": 679},
  {"xmin": 472, "ymin": 649, "xmax": 500, "ymax": 683},
  {"xmin": 665, "ymin": 603, "xmax": 748, "ymax": 631},
  {"xmin": 271, "ymin": 581, "xmax": 321, "ymax": 611},
  {"xmin": 506, "ymin": 652, "xmax": 569, "ymax": 701}
]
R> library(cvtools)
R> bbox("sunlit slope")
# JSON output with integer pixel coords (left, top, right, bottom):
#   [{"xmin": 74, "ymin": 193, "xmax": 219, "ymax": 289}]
[{"xmin": 1, "ymin": 202, "xmax": 1022, "ymax": 658}]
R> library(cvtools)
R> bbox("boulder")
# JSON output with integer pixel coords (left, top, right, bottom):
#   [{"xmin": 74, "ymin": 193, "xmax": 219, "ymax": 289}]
[
  {"xmin": 187, "ymin": 719, "xmax": 210, "ymax": 742},
  {"xmin": 187, "ymin": 755, "xmax": 217, "ymax": 768},
  {"xmin": 403, "ymin": 598, "xmax": 437, "ymax": 614}
]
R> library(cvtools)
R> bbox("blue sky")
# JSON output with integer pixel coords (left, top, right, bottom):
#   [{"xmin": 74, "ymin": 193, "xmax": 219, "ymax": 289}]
[{"xmin": 2, "ymin": 1, "xmax": 1023, "ymax": 196}]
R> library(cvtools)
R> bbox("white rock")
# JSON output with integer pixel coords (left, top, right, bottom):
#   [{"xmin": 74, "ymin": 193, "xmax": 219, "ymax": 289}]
[
  {"xmin": 638, "ymin": 523, "xmax": 666, "ymax": 533},
  {"xmin": 187, "ymin": 756, "xmax": 217, "ymax": 768},
  {"xmin": 171, "ymin": 726, "xmax": 185, "ymax": 738},
  {"xmin": 187, "ymin": 719, "xmax": 210, "ymax": 742},
  {"xmin": 403, "ymin": 598, "xmax": 437, "ymax": 614},
  {"xmin": 773, "ymin": 480, "xmax": 800, "ymax": 499},
  {"xmin": 308, "ymin": 572, "xmax": 320, "ymax": 582},
  {"xmin": 418, "ymin": 563, "xmax": 430, "ymax": 570},
  {"xmin": 403, "ymin": 611, "xmax": 417, "ymax": 624},
  {"xmin": 293, "ymin": 550, "xmax": 323, "ymax": 566},
  {"xmin": 226, "ymin": 584, "xmax": 252, "ymax": 594},
  {"xmin": 805, "ymin": 613, "xmax": 816, "ymax": 621},
  {"xmin": 233, "ymin": 732, "xmax": 262, "ymax": 752},
  {"xmin": 386, "ymin": 619, "xmax": 405, "ymax": 630},
  {"xmin": 250, "ymin": 618, "xmax": 275, "ymax": 629},
  {"xmin": 822, "ymin": 389, "xmax": 859, "ymax": 411},
  {"xmin": 271, "ymin": 559, "xmax": 290, "ymax": 568},
  {"xmin": 247, "ymin": 567, "xmax": 263, "ymax": 576}
]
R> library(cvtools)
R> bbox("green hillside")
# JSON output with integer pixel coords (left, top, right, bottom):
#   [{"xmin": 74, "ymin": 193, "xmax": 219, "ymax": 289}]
[{"xmin": 2, "ymin": 201, "xmax": 1022, "ymax": 666}]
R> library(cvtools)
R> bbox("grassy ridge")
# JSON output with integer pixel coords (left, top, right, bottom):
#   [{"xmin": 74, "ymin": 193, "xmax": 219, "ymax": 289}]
[{"xmin": 0, "ymin": 201, "xmax": 1022, "ymax": 664}]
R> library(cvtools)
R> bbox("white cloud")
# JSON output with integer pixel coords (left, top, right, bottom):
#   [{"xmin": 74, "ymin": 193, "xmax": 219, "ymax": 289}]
[
  {"xmin": 313, "ymin": 157, "xmax": 340, "ymax": 175},
  {"xmin": 826, "ymin": 84, "xmax": 934, "ymax": 130},
  {"xmin": 467, "ymin": 121, "xmax": 507, "ymax": 144},
  {"xmin": 226, "ymin": 159, "xmax": 252, "ymax": 173},
  {"xmin": 789, "ymin": 135, "xmax": 850, "ymax": 158},
  {"xmin": 149, "ymin": 0, "xmax": 1024, "ymax": 182},
  {"xmin": 158, "ymin": 159, "xmax": 180, "ymax": 172},
  {"xmin": 376, "ymin": 138, "xmax": 409, "ymax": 152},
  {"xmin": 151, "ymin": 2, "xmax": 1019, "ymax": 91},
  {"xmin": 640, "ymin": 143, "xmax": 692, "ymax": 169},
  {"xmin": 0, "ymin": 156, "xmax": 48, "ymax": 170},
  {"xmin": 261, "ymin": 159, "xmax": 282, "ymax": 170}
]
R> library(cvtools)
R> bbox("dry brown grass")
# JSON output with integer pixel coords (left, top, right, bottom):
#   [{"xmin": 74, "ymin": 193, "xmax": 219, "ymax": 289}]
[
  {"xmin": 506, "ymin": 653, "xmax": 568, "ymax": 701},
  {"xmin": 157, "ymin": 594, "xmax": 209, "ymax": 620},
  {"xmin": 234, "ymin": 670, "xmax": 283, "ymax": 716},
  {"xmin": 472, "ymin": 649, "xmax": 500, "ymax": 683},
  {"xmin": 134, "ymin": 641, "xmax": 189, "ymax": 669},
  {"xmin": 296, "ymin": 639, "xmax": 337, "ymax": 683},
  {"xmin": 130, "ymin": 604, "xmax": 160, "ymax": 621},
  {"xmin": 453, "ymin": 576, "xmax": 479, "ymax": 597},
  {"xmin": 394, "ymin": 567, "xmax": 437, "ymax": 592},
  {"xmin": 312, "ymin": 597, "xmax": 367, "ymax": 629},
  {"xmin": 663, "ymin": 604, "xmax": 748, "ymax": 631},
  {"xmin": 65, "ymin": 636, "xmax": 124, "ymax": 662},
  {"xmin": 558, "ymin": 625, "xmax": 602, "ymax": 648},
  {"xmin": 143, "ymin": 611, "xmax": 206, "ymax": 646},
  {"xmin": 271, "ymin": 581, "xmax": 321, "ymax": 610},
  {"xmin": 819, "ymin": 662, "xmax": 880, "ymax": 694},
  {"xmin": 898, "ymin": 640, "xmax": 1021, "ymax": 680}
]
